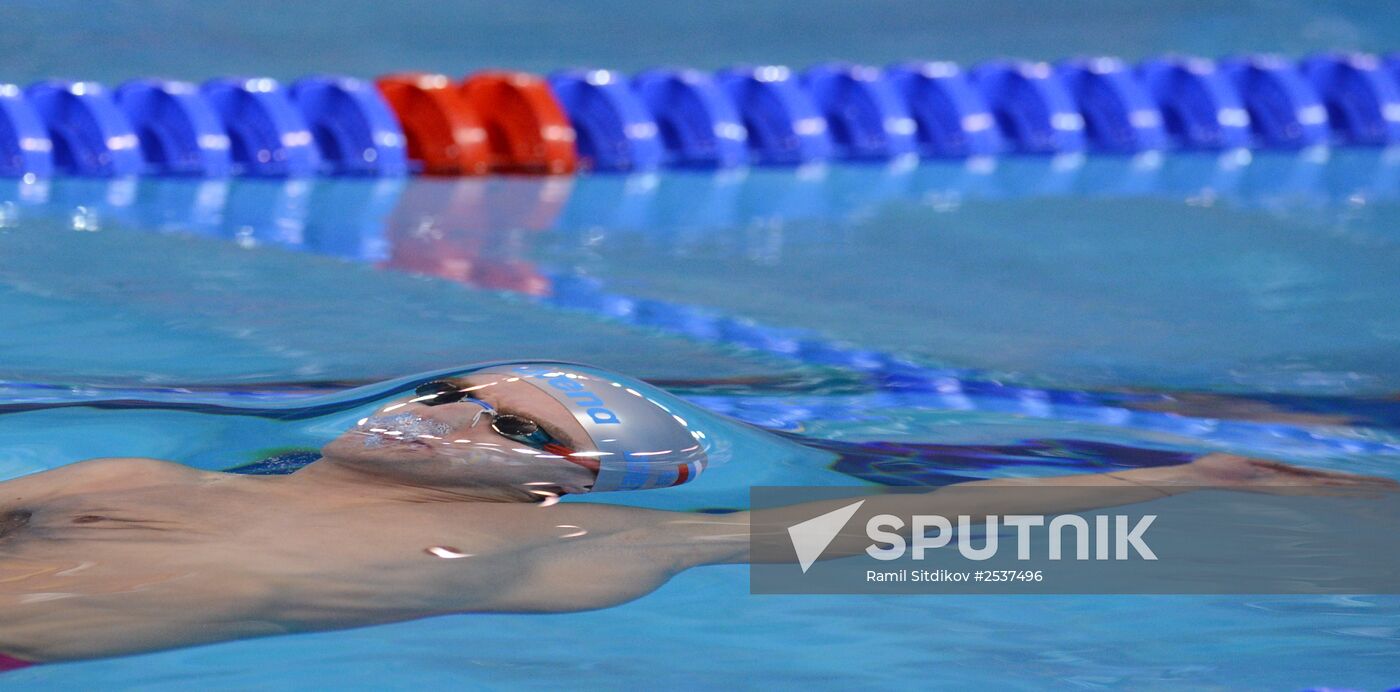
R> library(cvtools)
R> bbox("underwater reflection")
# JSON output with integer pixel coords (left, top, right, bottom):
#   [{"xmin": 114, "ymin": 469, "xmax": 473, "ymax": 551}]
[
  {"xmin": 3, "ymin": 163, "xmax": 1397, "ymax": 452},
  {"xmin": 0, "ymin": 147, "xmax": 1395, "ymax": 257},
  {"xmin": 381, "ymin": 177, "xmax": 567, "ymax": 294}
]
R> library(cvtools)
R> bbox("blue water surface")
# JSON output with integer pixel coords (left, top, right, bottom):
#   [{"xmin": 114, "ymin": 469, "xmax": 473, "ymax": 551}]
[{"xmin": 2, "ymin": 2, "xmax": 1400, "ymax": 690}]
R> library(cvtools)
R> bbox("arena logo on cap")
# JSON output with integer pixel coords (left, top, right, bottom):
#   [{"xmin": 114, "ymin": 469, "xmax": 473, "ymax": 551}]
[{"xmin": 512, "ymin": 364, "xmax": 621, "ymax": 425}]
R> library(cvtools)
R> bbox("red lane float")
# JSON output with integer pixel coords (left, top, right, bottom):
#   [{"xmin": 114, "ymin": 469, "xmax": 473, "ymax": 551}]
[
  {"xmin": 459, "ymin": 71, "xmax": 576, "ymax": 175},
  {"xmin": 376, "ymin": 73, "xmax": 491, "ymax": 176}
]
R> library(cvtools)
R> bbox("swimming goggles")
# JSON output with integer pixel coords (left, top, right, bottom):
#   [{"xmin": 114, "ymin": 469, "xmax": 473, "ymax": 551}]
[{"xmin": 414, "ymin": 380, "xmax": 581, "ymax": 458}]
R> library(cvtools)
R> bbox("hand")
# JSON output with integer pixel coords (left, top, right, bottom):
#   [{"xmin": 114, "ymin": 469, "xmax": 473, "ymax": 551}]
[{"xmin": 1184, "ymin": 453, "xmax": 1400, "ymax": 496}]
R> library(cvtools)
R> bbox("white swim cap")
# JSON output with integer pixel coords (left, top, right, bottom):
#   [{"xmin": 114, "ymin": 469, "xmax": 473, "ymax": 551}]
[{"xmin": 468, "ymin": 362, "xmax": 712, "ymax": 491}]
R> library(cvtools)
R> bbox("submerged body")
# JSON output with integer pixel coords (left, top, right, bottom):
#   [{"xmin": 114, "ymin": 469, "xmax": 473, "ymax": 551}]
[
  {"xmin": 1, "ymin": 364, "xmax": 1394, "ymax": 664},
  {"xmin": 1, "ymin": 452, "xmax": 1392, "ymax": 663},
  {"xmin": 0, "ymin": 458, "xmax": 709, "ymax": 661}
]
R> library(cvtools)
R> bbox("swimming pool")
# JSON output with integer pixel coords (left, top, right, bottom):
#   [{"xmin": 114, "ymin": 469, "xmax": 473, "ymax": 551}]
[{"xmin": 3, "ymin": 2, "xmax": 1400, "ymax": 689}]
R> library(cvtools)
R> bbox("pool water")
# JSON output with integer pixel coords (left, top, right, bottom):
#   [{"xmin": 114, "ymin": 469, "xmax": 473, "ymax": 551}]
[
  {"xmin": 4, "ymin": 2, "xmax": 1400, "ymax": 690},
  {"xmin": 4, "ymin": 159, "xmax": 1400, "ymax": 689}
]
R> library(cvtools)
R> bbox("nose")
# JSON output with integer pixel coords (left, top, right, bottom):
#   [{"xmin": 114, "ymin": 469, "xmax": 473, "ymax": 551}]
[
  {"xmin": 407, "ymin": 398, "xmax": 495, "ymax": 433},
  {"xmin": 362, "ymin": 411, "xmax": 454, "ymax": 439}
]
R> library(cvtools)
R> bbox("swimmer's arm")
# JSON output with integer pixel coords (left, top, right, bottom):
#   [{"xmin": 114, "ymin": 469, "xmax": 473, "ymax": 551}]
[
  {"xmin": 425, "ymin": 469, "xmax": 1179, "ymax": 614},
  {"xmin": 0, "ymin": 458, "xmax": 191, "ymax": 504},
  {"xmin": 651, "ymin": 452, "xmax": 1398, "ymax": 567},
  {"xmin": 647, "ymin": 462, "xmax": 1194, "ymax": 568}
]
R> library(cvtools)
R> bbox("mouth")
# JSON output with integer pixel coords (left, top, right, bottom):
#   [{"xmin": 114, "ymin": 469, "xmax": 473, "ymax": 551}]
[{"xmin": 371, "ymin": 435, "xmax": 433, "ymax": 450}]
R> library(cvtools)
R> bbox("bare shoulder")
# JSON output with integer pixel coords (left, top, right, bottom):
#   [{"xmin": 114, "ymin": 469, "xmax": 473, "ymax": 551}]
[
  {"xmin": 0, "ymin": 457, "xmax": 202, "ymax": 501},
  {"xmin": 39, "ymin": 457, "xmax": 198, "ymax": 483}
]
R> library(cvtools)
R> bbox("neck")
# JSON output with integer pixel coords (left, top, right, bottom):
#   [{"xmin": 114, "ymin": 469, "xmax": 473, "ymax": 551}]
[{"xmin": 279, "ymin": 458, "xmax": 544, "ymax": 505}]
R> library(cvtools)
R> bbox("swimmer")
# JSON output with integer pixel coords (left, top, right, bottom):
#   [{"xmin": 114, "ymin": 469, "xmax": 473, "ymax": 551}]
[{"xmin": 0, "ymin": 362, "xmax": 1393, "ymax": 667}]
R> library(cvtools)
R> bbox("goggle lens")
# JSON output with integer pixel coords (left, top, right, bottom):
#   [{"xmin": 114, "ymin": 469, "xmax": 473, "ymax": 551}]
[{"xmin": 415, "ymin": 380, "xmax": 467, "ymax": 406}]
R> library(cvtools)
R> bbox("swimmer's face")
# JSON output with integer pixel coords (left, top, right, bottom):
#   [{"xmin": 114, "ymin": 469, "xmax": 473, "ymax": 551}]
[{"xmin": 321, "ymin": 374, "xmax": 599, "ymax": 496}]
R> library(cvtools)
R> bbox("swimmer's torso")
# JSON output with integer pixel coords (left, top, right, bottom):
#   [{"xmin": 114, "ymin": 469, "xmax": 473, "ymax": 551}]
[{"xmin": 0, "ymin": 459, "xmax": 691, "ymax": 662}]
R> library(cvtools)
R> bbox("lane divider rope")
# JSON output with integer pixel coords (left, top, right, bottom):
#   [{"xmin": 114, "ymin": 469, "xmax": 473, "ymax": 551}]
[{"xmin": 2, "ymin": 53, "xmax": 1399, "ymax": 178}]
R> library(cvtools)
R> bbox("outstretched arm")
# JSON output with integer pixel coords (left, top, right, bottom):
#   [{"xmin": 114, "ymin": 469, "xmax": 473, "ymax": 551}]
[{"xmin": 639, "ymin": 453, "xmax": 1398, "ymax": 568}]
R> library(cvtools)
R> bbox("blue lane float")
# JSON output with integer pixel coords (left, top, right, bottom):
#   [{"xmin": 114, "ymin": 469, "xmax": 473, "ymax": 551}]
[
  {"xmin": 25, "ymin": 80, "xmax": 144, "ymax": 177},
  {"xmin": 970, "ymin": 61, "xmax": 1086, "ymax": 154},
  {"xmin": 1388, "ymin": 51, "xmax": 1400, "ymax": 100},
  {"xmin": 717, "ymin": 65, "xmax": 834, "ymax": 165},
  {"xmin": 632, "ymin": 68, "xmax": 748, "ymax": 170},
  {"xmin": 1057, "ymin": 57, "xmax": 1168, "ymax": 153},
  {"xmin": 801, "ymin": 63, "xmax": 917, "ymax": 161},
  {"xmin": 9, "ymin": 51, "xmax": 1400, "ymax": 180},
  {"xmin": 1139, "ymin": 56, "xmax": 1253, "ymax": 150},
  {"xmin": 1301, "ymin": 53, "xmax": 1400, "ymax": 146},
  {"xmin": 289, "ymin": 75, "xmax": 407, "ymax": 177},
  {"xmin": 0, "ymin": 84, "xmax": 53, "ymax": 178},
  {"xmin": 884, "ymin": 61, "xmax": 1002, "ymax": 158},
  {"xmin": 115, "ymin": 79, "xmax": 232, "ymax": 177},
  {"xmin": 201, "ymin": 77, "xmax": 321, "ymax": 178},
  {"xmin": 548, "ymin": 69, "xmax": 664, "ymax": 173},
  {"xmin": 1221, "ymin": 55, "xmax": 1330, "ymax": 149}
]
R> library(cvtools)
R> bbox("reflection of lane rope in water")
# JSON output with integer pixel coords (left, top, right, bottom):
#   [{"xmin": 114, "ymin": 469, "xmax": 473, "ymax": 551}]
[
  {"xmin": 5, "ymin": 373, "xmax": 1397, "ymax": 460},
  {"xmin": 544, "ymin": 151, "xmax": 1400, "ymax": 239},
  {"xmin": 1, "ymin": 373, "xmax": 1389, "ymax": 494},
  {"xmin": 792, "ymin": 436, "xmax": 1195, "ymax": 487},
  {"xmin": 3, "ymin": 146, "xmax": 1400, "ymax": 243},
  {"xmin": 1, "ymin": 302, "xmax": 1396, "ymax": 459},
  {"xmin": 4, "ymin": 172, "xmax": 1398, "ymax": 456},
  {"xmin": 0, "ymin": 378, "xmax": 1204, "ymax": 488},
  {"xmin": 543, "ymin": 272, "xmax": 1400, "ymax": 457}
]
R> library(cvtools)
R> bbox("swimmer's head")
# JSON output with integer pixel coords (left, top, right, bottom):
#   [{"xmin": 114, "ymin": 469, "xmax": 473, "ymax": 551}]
[{"xmin": 320, "ymin": 362, "xmax": 718, "ymax": 500}]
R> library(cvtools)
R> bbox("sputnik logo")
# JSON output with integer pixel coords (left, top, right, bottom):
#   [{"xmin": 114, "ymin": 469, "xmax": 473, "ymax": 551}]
[{"xmin": 786, "ymin": 500, "xmax": 865, "ymax": 573}]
